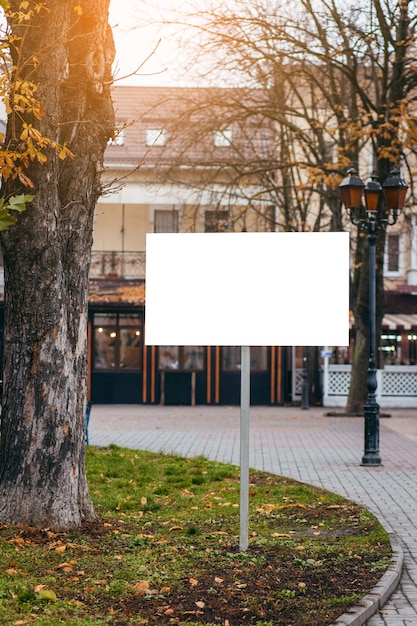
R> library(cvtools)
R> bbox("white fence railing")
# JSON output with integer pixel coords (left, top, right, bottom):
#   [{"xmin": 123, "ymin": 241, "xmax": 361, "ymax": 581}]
[{"xmin": 323, "ymin": 364, "xmax": 417, "ymax": 408}]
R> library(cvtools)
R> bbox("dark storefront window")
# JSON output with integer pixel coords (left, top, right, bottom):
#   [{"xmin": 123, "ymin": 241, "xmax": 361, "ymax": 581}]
[
  {"xmin": 222, "ymin": 346, "xmax": 268, "ymax": 371},
  {"xmin": 380, "ymin": 331, "xmax": 401, "ymax": 365},
  {"xmin": 159, "ymin": 346, "xmax": 204, "ymax": 370},
  {"xmin": 94, "ymin": 313, "xmax": 143, "ymax": 370}
]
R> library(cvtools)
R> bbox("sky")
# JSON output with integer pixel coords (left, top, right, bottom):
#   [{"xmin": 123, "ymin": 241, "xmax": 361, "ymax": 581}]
[{"xmin": 109, "ymin": 0, "xmax": 192, "ymax": 86}]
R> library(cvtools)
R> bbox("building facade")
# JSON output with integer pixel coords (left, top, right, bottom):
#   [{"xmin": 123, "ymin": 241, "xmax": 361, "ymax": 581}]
[{"xmin": 1, "ymin": 85, "xmax": 414, "ymax": 407}]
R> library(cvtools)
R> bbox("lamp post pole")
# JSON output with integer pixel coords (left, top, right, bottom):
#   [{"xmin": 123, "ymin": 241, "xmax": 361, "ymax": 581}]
[
  {"xmin": 339, "ymin": 168, "xmax": 407, "ymax": 466},
  {"xmin": 363, "ymin": 217, "xmax": 380, "ymax": 465},
  {"xmin": 301, "ymin": 346, "xmax": 309, "ymax": 410}
]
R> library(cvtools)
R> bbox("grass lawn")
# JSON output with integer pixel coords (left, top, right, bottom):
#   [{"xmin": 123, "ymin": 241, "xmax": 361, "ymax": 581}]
[{"xmin": 0, "ymin": 445, "xmax": 392, "ymax": 625}]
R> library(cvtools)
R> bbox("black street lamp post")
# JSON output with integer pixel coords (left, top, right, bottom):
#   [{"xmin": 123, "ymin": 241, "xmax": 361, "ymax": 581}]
[{"xmin": 339, "ymin": 168, "xmax": 408, "ymax": 466}]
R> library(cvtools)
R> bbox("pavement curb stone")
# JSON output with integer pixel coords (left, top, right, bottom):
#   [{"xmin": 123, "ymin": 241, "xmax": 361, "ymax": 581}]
[{"xmin": 330, "ymin": 534, "xmax": 403, "ymax": 626}]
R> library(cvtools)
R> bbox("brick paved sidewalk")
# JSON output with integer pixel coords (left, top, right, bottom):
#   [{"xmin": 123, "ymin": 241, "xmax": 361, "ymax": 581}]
[{"xmin": 89, "ymin": 405, "xmax": 417, "ymax": 626}]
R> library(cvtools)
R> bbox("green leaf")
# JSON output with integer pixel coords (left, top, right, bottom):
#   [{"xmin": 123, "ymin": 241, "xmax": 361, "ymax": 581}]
[
  {"xmin": 36, "ymin": 589, "xmax": 57, "ymax": 602},
  {"xmin": 0, "ymin": 209, "xmax": 16, "ymax": 231},
  {"xmin": 8, "ymin": 193, "xmax": 34, "ymax": 212}
]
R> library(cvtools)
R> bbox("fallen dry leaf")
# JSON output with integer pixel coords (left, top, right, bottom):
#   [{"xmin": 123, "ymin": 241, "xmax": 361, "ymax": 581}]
[
  {"xmin": 195, "ymin": 601, "xmax": 205, "ymax": 609},
  {"xmin": 133, "ymin": 581, "xmax": 150, "ymax": 591},
  {"xmin": 189, "ymin": 578, "xmax": 198, "ymax": 587},
  {"xmin": 55, "ymin": 545, "xmax": 66, "ymax": 553}
]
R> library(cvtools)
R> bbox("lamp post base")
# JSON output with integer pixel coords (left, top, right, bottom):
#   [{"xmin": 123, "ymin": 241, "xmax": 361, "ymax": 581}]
[
  {"xmin": 362, "ymin": 394, "xmax": 381, "ymax": 466},
  {"xmin": 361, "ymin": 453, "xmax": 382, "ymax": 466}
]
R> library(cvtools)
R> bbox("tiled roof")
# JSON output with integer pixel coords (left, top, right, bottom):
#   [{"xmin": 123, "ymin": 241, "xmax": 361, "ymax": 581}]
[{"xmin": 105, "ymin": 85, "xmax": 277, "ymax": 169}]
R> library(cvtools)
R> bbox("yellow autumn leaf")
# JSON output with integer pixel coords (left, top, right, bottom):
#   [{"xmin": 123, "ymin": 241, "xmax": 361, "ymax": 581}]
[
  {"xmin": 36, "ymin": 152, "xmax": 48, "ymax": 164},
  {"xmin": 17, "ymin": 171, "xmax": 34, "ymax": 188},
  {"xmin": 59, "ymin": 145, "xmax": 75, "ymax": 160},
  {"xmin": 36, "ymin": 589, "xmax": 57, "ymax": 602},
  {"xmin": 20, "ymin": 125, "xmax": 29, "ymax": 141},
  {"xmin": 189, "ymin": 578, "xmax": 198, "ymax": 587}
]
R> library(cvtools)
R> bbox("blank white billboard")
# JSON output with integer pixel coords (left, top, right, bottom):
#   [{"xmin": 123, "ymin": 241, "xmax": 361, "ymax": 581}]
[{"xmin": 145, "ymin": 232, "xmax": 349, "ymax": 346}]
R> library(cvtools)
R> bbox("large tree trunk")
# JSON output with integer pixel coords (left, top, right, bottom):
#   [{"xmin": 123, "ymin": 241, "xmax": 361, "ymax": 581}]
[{"xmin": 0, "ymin": 0, "xmax": 114, "ymax": 528}]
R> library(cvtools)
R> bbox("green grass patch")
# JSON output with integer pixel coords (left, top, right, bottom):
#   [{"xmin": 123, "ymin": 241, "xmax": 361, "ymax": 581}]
[{"xmin": 0, "ymin": 446, "xmax": 392, "ymax": 625}]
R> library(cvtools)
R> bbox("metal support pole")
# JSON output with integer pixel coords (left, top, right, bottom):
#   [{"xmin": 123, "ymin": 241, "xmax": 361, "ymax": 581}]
[
  {"xmin": 240, "ymin": 345, "xmax": 250, "ymax": 551},
  {"xmin": 301, "ymin": 346, "xmax": 309, "ymax": 409},
  {"xmin": 362, "ymin": 227, "xmax": 381, "ymax": 466}
]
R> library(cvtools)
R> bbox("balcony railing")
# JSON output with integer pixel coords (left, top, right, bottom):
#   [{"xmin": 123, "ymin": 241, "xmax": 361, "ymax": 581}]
[{"xmin": 90, "ymin": 251, "xmax": 146, "ymax": 279}]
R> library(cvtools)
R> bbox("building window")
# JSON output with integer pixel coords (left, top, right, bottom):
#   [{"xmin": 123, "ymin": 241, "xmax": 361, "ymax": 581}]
[
  {"xmin": 145, "ymin": 128, "xmax": 167, "ymax": 147},
  {"xmin": 108, "ymin": 124, "xmax": 126, "ymax": 146},
  {"xmin": 154, "ymin": 209, "xmax": 179, "ymax": 233},
  {"xmin": 214, "ymin": 129, "xmax": 233, "ymax": 147},
  {"xmin": 93, "ymin": 313, "xmax": 143, "ymax": 370},
  {"xmin": 159, "ymin": 346, "xmax": 204, "ymax": 370},
  {"xmin": 204, "ymin": 210, "xmax": 231, "ymax": 232},
  {"xmin": 385, "ymin": 233, "xmax": 402, "ymax": 276},
  {"xmin": 222, "ymin": 346, "xmax": 268, "ymax": 372}
]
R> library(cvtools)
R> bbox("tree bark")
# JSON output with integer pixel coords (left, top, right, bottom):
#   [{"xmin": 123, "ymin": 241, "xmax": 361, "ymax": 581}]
[{"xmin": 0, "ymin": 0, "xmax": 114, "ymax": 528}]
